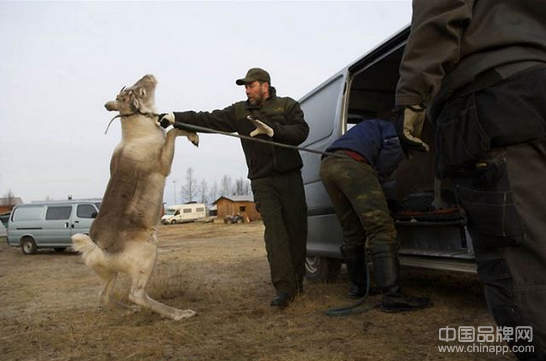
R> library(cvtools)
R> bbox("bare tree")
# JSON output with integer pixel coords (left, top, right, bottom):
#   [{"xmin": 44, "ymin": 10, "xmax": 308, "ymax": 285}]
[
  {"xmin": 220, "ymin": 175, "xmax": 233, "ymax": 197},
  {"xmin": 181, "ymin": 168, "xmax": 197, "ymax": 203},
  {"xmin": 233, "ymin": 177, "xmax": 251, "ymax": 195},
  {"xmin": 208, "ymin": 181, "xmax": 219, "ymax": 204},
  {"xmin": 2, "ymin": 190, "xmax": 16, "ymax": 207},
  {"xmin": 198, "ymin": 179, "xmax": 208, "ymax": 204}
]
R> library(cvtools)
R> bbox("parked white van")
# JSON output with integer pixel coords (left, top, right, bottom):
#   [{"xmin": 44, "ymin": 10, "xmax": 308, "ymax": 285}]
[
  {"xmin": 299, "ymin": 26, "xmax": 475, "ymax": 281},
  {"xmin": 161, "ymin": 203, "xmax": 207, "ymax": 225},
  {"xmin": 7, "ymin": 200, "xmax": 100, "ymax": 254}
]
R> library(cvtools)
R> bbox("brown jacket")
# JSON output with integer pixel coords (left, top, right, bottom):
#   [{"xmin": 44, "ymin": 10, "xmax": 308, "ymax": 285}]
[{"xmin": 396, "ymin": 0, "xmax": 546, "ymax": 107}]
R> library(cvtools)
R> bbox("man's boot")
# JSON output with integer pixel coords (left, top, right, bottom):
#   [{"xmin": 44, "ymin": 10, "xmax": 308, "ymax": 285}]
[
  {"xmin": 341, "ymin": 245, "xmax": 368, "ymax": 299},
  {"xmin": 270, "ymin": 291, "xmax": 293, "ymax": 308},
  {"xmin": 372, "ymin": 243, "xmax": 431, "ymax": 312}
]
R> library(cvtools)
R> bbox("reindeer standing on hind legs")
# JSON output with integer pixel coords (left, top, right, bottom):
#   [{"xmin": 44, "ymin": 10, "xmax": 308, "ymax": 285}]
[{"xmin": 72, "ymin": 74, "xmax": 198, "ymax": 320}]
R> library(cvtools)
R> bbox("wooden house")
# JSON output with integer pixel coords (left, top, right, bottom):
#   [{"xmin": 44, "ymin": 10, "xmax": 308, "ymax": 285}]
[{"xmin": 213, "ymin": 195, "xmax": 260, "ymax": 222}]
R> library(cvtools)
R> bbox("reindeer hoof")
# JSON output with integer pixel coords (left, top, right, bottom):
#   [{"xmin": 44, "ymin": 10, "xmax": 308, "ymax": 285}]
[
  {"xmin": 187, "ymin": 133, "xmax": 199, "ymax": 147},
  {"xmin": 173, "ymin": 309, "xmax": 197, "ymax": 321},
  {"xmin": 121, "ymin": 305, "xmax": 141, "ymax": 316}
]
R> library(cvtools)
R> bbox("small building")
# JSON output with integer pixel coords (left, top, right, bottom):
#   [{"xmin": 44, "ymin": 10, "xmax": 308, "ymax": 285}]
[
  {"xmin": 208, "ymin": 205, "xmax": 218, "ymax": 217},
  {"xmin": 0, "ymin": 197, "xmax": 23, "ymax": 214},
  {"xmin": 213, "ymin": 195, "xmax": 260, "ymax": 222}
]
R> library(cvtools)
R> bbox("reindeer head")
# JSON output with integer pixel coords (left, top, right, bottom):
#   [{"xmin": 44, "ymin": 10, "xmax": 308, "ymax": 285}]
[{"xmin": 105, "ymin": 74, "xmax": 158, "ymax": 115}]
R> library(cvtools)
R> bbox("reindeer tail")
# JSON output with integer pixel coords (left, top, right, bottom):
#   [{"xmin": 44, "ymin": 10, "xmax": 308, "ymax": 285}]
[{"xmin": 72, "ymin": 233, "xmax": 103, "ymax": 267}]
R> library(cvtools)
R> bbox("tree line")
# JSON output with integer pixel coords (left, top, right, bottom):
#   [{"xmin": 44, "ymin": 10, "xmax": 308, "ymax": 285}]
[
  {"xmin": 179, "ymin": 168, "xmax": 251, "ymax": 206},
  {"xmin": 0, "ymin": 170, "xmax": 251, "ymax": 207}
]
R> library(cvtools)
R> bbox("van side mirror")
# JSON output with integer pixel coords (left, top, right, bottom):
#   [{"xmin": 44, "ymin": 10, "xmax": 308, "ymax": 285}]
[{"xmin": 91, "ymin": 212, "xmax": 98, "ymax": 219}]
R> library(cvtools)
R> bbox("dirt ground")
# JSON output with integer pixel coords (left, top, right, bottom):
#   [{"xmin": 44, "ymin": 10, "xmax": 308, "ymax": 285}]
[{"xmin": 0, "ymin": 222, "xmax": 515, "ymax": 361}]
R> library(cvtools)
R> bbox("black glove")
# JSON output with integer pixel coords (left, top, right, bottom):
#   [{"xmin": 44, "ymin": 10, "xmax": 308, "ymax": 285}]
[{"xmin": 158, "ymin": 113, "xmax": 175, "ymax": 129}]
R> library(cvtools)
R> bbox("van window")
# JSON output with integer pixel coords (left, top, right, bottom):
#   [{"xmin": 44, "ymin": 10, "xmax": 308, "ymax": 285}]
[
  {"xmin": 12, "ymin": 207, "xmax": 43, "ymax": 221},
  {"xmin": 300, "ymin": 75, "xmax": 344, "ymax": 145},
  {"xmin": 45, "ymin": 206, "xmax": 72, "ymax": 220},
  {"xmin": 77, "ymin": 205, "xmax": 96, "ymax": 218},
  {"xmin": 183, "ymin": 209, "xmax": 192, "ymax": 214},
  {"xmin": 197, "ymin": 207, "xmax": 205, "ymax": 212}
]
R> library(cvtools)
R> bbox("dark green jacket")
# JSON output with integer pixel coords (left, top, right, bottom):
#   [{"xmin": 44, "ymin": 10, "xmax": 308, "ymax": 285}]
[{"xmin": 173, "ymin": 87, "xmax": 309, "ymax": 180}]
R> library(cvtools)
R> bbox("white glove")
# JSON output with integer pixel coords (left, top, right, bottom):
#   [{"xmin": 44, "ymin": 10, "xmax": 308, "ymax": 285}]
[
  {"xmin": 401, "ymin": 105, "xmax": 429, "ymax": 152},
  {"xmin": 248, "ymin": 116, "xmax": 274, "ymax": 137}
]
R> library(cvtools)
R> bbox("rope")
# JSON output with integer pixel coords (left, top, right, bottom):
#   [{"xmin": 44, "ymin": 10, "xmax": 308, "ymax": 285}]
[
  {"xmin": 171, "ymin": 121, "xmax": 350, "ymax": 159},
  {"xmin": 325, "ymin": 261, "xmax": 374, "ymax": 317},
  {"xmin": 105, "ymin": 111, "xmax": 349, "ymax": 160}
]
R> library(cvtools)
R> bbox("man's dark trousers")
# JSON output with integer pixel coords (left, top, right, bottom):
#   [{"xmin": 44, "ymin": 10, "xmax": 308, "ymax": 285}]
[
  {"xmin": 435, "ymin": 68, "xmax": 546, "ymax": 360},
  {"xmin": 251, "ymin": 170, "xmax": 308, "ymax": 297}
]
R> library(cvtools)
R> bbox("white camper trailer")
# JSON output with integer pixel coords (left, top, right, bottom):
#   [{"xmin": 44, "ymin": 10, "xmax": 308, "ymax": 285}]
[{"xmin": 161, "ymin": 203, "xmax": 206, "ymax": 225}]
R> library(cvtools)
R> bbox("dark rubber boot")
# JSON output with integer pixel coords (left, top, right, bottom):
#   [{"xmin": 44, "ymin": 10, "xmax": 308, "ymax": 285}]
[
  {"xmin": 341, "ymin": 245, "xmax": 368, "ymax": 299},
  {"xmin": 372, "ymin": 244, "xmax": 431, "ymax": 312},
  {"xmin": 270, "ymin": 291, "xmax": 293, "ymax": 308}
]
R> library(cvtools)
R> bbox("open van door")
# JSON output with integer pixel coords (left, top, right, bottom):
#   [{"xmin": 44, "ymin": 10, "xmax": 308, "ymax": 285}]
[{"xmin": 300, "ymin": 26, "xmax": 475, "ymax": 281}]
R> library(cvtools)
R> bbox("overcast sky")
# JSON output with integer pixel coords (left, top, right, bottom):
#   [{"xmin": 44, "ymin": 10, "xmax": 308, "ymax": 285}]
[{"xmin": 0, "ymin": 0, "xmax": 412, "ymax": 205}]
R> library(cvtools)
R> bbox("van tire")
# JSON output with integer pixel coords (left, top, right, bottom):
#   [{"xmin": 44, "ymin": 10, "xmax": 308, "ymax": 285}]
[
  {"xmin": 21, "ymin": 237, "xmax": 37, "ymax": 255},
  {"xmin": 305, "ymin": 256, "xmax": 341, "ymax": 282}
]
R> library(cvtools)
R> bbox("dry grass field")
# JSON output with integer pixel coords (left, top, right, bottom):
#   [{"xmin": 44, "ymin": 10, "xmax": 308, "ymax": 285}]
[{"xmin": 0, "ymin": 222, "xmax": 513, "ymax": 361}]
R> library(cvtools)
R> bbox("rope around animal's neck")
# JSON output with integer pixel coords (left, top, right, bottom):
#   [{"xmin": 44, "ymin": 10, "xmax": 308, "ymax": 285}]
[
  {"xmin": 104, "ymin": 112, "xmax": 350, "ymax": 157},
  {"xmin": 103, "ymin": 110, "xmax": 160, "ymax": 135}
]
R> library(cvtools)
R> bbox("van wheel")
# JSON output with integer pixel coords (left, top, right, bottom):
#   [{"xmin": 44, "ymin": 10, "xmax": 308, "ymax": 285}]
[
  {"xmin": 170, "ymin": 220, "xmax": 176, "ymax": 225},
  {"xmin": 54, "ymin": 247, "xmax": 67, "ymax": 253},
  {"xmin": 21, "ymin": 237, "xmax": 37, "ymax": 255},
  {"xmin": 305, "ymin": 256, "xmax": 341, "ymax": 282}
]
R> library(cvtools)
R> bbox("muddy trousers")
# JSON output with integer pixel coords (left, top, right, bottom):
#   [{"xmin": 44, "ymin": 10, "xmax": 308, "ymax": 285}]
[
  {"xmin": 251, "ymin": 171, "xmax": 308, "ymax": 296},
  {"xmin": 319, "ymin": 155, "xmax": 399, "ymax": 289}
]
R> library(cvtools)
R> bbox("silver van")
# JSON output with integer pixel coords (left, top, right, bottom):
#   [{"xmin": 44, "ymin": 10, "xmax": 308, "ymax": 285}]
[
  {"xmin": 7, "ymin": 200, "xmax": 100, "ymax": 254},
  {"xmin": 299, "ymin": 26, "xmax": 475, "ymax": 281}
]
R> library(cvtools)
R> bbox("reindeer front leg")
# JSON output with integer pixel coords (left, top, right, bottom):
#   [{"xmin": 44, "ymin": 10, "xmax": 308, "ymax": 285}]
[{"xmin": 159, "ymin": 128, "xmax": 199, "ymax": 176}]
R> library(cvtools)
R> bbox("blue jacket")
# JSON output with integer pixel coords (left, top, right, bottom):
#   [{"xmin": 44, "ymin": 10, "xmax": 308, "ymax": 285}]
[{"xmin": 325, "ymin": 119, "xmax": 405, "ymax": 182}]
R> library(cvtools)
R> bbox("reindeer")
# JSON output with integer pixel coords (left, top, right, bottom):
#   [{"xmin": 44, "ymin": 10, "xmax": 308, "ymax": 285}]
[{"xmin": 72, "ymin": 74, "xmax": 198, "ymax": 320}]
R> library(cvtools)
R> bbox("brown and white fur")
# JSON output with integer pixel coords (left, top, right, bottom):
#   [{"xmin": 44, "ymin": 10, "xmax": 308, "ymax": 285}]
[{"xmin": 72, "ymin": 74, "xmax": 197, "ymax": 320}]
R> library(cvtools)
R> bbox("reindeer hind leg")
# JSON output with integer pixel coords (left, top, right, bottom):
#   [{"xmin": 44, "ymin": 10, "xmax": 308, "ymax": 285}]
[
  {"xmin": 95, "ymin": 266, "xmax": 139, "ymax": 313},
  {"xmin": 127, "ymin": 244, "xmax": 196, "ymax": 321}
]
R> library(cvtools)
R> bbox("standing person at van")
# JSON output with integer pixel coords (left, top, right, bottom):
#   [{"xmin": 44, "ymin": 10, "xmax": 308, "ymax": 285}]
[
  {"xmin": 319, "ymin": 117, "xmax": 430, "ymax": 312},
  {"xmin": 396, "ymin": 1, "xmax": 546, "ymax": 359},
  {"xmin": 160, "ymin": 68, "xmax": 309, "ymax": 308}
]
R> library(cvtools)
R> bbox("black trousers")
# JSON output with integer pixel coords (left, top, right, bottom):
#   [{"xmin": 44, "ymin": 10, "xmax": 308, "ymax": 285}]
[
  {"xmin": 251, "ymin": 170, "xmax": 308, "ymax": 296},
  {"xmin": 435, "ymin": 68, "xmax": 546, "ymax": 360}
]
